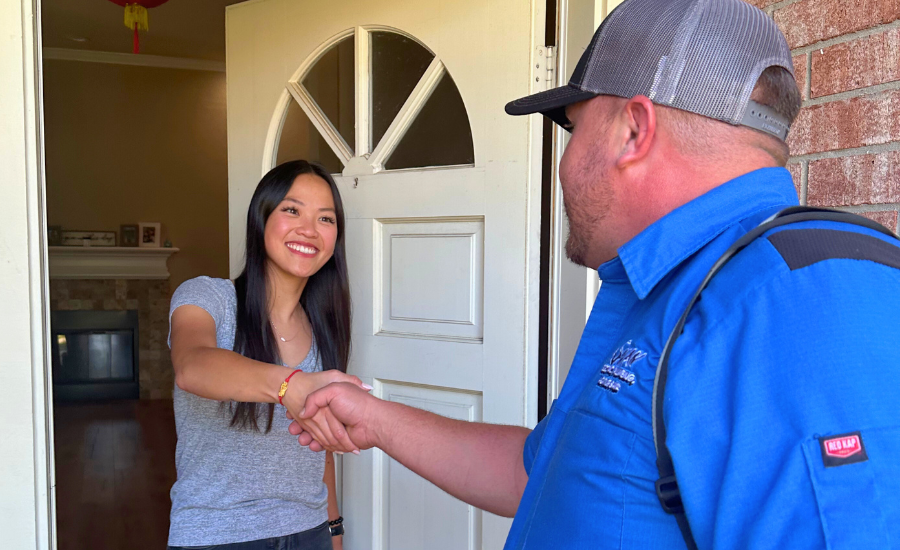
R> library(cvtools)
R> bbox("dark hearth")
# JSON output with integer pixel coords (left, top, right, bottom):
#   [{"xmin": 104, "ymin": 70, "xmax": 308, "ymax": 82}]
[{"xmin": 51, "ymin": 310, "xmax": 139, "ymax": 401}]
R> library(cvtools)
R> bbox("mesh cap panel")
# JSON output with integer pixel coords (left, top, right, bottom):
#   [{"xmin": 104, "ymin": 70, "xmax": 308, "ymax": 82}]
[{"xmin": 507, "ymin": 0, "xmax": 796, "ymax": 140}]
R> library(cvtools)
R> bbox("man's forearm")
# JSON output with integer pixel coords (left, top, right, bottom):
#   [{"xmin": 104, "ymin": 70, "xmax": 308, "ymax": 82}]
[{"xmin": 371, "ymin": 399, "xmax": 531, "ymax": 517}]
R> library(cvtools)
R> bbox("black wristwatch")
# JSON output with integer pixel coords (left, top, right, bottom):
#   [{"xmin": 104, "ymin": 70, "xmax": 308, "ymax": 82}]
[{"xmin": 329, "ymin": 516, "xmax": 344, "ymax": 537}]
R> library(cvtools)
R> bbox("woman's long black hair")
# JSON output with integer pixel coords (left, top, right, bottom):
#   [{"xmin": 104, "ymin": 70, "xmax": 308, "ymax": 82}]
[{"xmin": 230, "ymin": 160, "xmax": 351, "ymax": 432}]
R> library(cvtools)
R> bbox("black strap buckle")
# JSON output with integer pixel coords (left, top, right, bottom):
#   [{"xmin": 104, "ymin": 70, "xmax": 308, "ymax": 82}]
[{"xmin": 655, "ymin": 475, "xmax": 684, "ymax": 514}]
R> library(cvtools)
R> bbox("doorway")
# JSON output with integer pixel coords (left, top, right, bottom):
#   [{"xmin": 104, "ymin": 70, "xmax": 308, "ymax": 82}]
[{"xmin": 40, "ymin": 0, "xmax": 235, "ymax": 547}]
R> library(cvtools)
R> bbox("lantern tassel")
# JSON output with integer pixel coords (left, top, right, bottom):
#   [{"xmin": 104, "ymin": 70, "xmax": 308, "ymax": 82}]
[{"xmin": 124, "ymin": 4, "xmax": 148, "ymax": 54}]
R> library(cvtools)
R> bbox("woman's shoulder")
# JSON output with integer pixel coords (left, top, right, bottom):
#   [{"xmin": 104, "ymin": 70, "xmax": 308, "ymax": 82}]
[
  {"xmin": 174, "ymin": 276, "xmax": 235, "ymax": 299},
  {"xmin": 171, "ymin": 276, "xmax": 236, "ymax": 318}
]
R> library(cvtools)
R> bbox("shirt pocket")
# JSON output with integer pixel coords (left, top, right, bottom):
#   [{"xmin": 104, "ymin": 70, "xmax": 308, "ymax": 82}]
[{"xmin": 801, "ymin": 426, "xmax": 900, "ymax": 550}]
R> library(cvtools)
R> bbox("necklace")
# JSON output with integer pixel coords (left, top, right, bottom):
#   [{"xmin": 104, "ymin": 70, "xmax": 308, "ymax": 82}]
[{"xmin": 272, "ymin": 318, "xmax": 304, "ymax": 343}]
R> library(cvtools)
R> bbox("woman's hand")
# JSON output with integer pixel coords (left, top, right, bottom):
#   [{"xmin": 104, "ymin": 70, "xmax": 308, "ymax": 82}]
[{"xmin": 281, "ymin": 370, "xmax": 370, "ymax": 453}]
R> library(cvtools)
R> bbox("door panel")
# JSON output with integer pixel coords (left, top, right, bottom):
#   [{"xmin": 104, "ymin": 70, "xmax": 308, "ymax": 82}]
[
  {"xmin": 377, "ymin": 383, "xmax": 483, "ymax": 550},
  {"xmin": 227, "ymin": 1, "xmax": 545, "ymax": 547},
  {"xmin": 376, "ymin": 218, "xmax": 484, "ymax": 341}
]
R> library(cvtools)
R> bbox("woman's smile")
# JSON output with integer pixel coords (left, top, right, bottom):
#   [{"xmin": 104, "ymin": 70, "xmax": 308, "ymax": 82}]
[{"xmin": 285, "ymin": 240, "xmax": 319, "ymax": 257}]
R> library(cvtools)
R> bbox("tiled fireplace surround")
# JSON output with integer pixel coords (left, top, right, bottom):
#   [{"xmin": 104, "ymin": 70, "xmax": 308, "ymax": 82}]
[{"xmin": 49, "ymin": 278, "xmax": 174, "ymax": 399}]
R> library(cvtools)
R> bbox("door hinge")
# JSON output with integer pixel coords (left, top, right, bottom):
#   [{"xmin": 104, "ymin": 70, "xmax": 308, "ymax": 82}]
[{"xmin": 535, "ymin": 46, "xmax": 556, "ymax": 91}]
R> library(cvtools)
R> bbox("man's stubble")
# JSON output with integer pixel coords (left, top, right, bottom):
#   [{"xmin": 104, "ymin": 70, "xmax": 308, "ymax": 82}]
[{"xmin": 562, "ymin": 145, "xmax": 614, "ymax": 269}]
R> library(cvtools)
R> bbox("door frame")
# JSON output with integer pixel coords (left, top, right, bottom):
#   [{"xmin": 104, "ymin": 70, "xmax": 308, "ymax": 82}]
[
  {"xmin": 544, "ymin": 0, "xmax": 622, "ymax": 403},
  {"xmin": 0, "ymin": 0, "xmax": 56, "ymax": 548}
]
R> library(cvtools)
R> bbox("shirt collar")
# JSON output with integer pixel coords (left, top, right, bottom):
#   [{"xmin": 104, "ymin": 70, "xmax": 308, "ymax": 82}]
[{"xmin": 606, "ymin": 167, "xmax": 799, "ymax": 299}]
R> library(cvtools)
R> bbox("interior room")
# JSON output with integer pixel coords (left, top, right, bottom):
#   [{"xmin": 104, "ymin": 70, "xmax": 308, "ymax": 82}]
[{"xmin": 41, "ymin": 1, "xmax": 236, "ymax": 546}]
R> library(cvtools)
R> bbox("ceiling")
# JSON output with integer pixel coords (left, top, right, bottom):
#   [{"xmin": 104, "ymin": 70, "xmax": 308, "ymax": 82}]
[{"xmin": 41, "ymin": 0, "xmax": 246, "ymax": 62}]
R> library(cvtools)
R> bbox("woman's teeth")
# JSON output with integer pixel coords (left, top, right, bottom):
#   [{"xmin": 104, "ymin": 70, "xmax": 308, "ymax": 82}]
[{"xmin": 287, "ymin": 243, "xmax": 317, "ymax": 254}]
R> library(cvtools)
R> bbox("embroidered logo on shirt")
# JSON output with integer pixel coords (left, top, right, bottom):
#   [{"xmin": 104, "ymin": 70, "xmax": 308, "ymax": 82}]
[
  {"xmin": 819, "ymin": 431, "xmax": 868, "ymax": 468},
  {"xmin": 598, "ymin": 340, "xmax": 646, "ymax": 394}
]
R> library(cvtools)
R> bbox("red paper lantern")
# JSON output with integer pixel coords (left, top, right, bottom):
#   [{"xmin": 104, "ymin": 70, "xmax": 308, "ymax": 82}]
[{"xmin": 107, "ymin": 1, "xmax": 171, "ymax": 54}]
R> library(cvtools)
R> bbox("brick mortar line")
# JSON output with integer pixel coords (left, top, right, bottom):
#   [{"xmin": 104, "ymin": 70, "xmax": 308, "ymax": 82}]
[
  {"xmin": 800, "ymin": 160, "xmax": 809, "ymax": 205},
  {"xmin": 790, "ymin": 19, "xmax": 900, "ymax": 56},
  {"xmin": 764, "ymin": 0, "xmax": 801, "ymax": 16},
  {"xmin": 802, "ymin": 80, "xmax": 900, "ymax": 107},
  {"xmin": 804, "ymin": 51, "xmax": 812, "ymax": 100},
  {"xmin": 834, "ymin": 204, "xmax": 900, "ymax": 213},
  {"xmin": 789, "ymin": 140, "xmax": 900, "ymax": 162}
]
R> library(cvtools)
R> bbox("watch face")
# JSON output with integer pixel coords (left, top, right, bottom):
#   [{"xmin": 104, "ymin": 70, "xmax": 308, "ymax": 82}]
[{"xmin": 330, "ymin": 524, "xmax": 345, "ymax": 537}]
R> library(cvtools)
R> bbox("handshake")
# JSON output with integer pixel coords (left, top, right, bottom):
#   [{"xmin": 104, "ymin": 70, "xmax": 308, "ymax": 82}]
[
  {"xmin": 282, "ymin": 372, "xmax": 381, "ymax": 455},
  {"xmin": 278, "ymin": 369, "xmax": 531, "ymax": 521}
]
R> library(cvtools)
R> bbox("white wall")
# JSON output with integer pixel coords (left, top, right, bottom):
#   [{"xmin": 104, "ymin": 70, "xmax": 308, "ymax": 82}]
[{"xmin": 0, "ymin": 1, "xmax": 54, "ymax": 548}]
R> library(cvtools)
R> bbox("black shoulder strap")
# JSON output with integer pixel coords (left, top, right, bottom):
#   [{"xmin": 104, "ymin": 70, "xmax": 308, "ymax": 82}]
[{"xmin": 652, "ymin": 206, "xmax": 898, "ymax": 550}]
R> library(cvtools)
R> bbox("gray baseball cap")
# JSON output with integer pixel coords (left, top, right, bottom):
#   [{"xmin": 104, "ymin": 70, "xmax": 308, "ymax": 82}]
[{"xmin": 506, "ymin": 0, "xmax": 795, "ymax": 141}]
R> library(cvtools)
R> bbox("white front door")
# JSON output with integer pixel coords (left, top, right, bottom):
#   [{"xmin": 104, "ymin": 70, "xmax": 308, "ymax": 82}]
[{"xmin": 226, "ymin": 1, "xmax": 546, "ymax": 548}]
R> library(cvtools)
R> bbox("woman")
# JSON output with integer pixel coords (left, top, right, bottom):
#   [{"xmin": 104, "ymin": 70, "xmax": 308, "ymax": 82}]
[{"xmin": 167, "ymin": 160, "xmax": 364, "ymax": 549}]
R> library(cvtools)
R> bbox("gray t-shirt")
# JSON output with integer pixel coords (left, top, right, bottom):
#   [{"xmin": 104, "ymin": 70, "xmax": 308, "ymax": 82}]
[{"xmin": 167, "ymin": 276, "xmax": 327, "ymax": 547}]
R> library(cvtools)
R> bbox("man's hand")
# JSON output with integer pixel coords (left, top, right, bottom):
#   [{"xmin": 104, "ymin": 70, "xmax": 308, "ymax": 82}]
[
  {"xmin": 288, "ymin": 382, "xmax": 379, "ymax": 453},
  {"xmin": 292, "ymin": 381, "xmax": 532, "ymax": 517},
  {"xmin": 281, "ymin": 372, "xmax": 371, "ymax": 454}
]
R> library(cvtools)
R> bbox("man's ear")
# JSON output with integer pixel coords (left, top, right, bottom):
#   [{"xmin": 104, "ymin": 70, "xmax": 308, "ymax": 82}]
[{"xmin": 616, "ymin": 95, "xmax": 656, "ymax": 168}]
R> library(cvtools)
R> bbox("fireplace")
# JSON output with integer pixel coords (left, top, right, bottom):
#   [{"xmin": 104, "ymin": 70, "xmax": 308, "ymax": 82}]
[
  {"xmin": 51, "ymin": 310, "xmax": 140, "ymax": 401},
  {"xmin": 48, "ymin": 246, "xmax": 178, "ymax": 399}
]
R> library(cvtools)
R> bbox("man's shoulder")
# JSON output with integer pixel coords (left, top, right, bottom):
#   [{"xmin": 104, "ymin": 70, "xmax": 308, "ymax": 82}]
[
  {"xmin": 730, "ymin": 218, "xmax": 898, "ymax": 285},
  {"xmin": 682, "ymin": 216, "xmax": 900, "ymax": 330},
  {"xmin": 763, "ymin": 221, "xmax": 900, "ymax": 273}
]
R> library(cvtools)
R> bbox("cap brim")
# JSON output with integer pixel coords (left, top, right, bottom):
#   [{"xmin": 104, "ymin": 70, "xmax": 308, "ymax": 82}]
[{"xmin": 505, "ymin": 85, "xmax": 598, "ymax": 127}]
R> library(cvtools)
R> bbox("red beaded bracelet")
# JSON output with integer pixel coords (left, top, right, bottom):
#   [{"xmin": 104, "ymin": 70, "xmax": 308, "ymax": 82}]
[{"xmin": 277, "ymin": 369, "xmax": 302, "ymax": 406}]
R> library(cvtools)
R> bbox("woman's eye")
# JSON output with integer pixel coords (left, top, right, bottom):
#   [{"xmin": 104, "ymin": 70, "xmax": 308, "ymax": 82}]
[
  {"xmin": 320, "ymin": 216, "xmax": 336, "ymax": 224},
  {"xmin": 282, "ymin": 206, "xmax": 298, "ymax": 215}
]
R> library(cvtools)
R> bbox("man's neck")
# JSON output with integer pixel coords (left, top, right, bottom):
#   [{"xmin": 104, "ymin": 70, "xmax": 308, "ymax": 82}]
[{"xmin": 611, "ymin": 151, "xmax": 780, "ymax": 262}]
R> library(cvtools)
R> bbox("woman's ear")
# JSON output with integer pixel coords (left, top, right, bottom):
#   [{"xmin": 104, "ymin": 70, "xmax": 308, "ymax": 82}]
[{"xmin": 616, "ymin": 95, "xmax": 657, "ymax": 168}]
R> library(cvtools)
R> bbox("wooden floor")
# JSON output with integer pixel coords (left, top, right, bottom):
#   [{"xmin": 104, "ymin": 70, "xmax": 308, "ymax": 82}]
[{"xmin": 54, "ymin": 399, "xmax": 176, "ymax": 550}]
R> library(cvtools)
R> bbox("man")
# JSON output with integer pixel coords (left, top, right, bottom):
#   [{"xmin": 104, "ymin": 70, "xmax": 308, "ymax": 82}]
[{"xmin": 290, "ymin": 0, "xmax": 900, "ymax": 547}]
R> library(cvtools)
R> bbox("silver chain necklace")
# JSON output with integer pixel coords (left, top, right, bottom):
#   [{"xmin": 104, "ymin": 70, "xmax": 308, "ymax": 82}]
[{"xmin": 272, "ymin": 318, "xmax": 303, "ymax": 343}]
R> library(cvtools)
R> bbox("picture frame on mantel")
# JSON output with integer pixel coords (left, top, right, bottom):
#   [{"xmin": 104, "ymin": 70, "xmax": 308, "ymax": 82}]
[
  {"xmin": 120, "ymin": 224, "xmax": 139, "ymax": 247},
  {"xmin": 138, "ymin": 222, "xmax": 161, "ymax": 248}
]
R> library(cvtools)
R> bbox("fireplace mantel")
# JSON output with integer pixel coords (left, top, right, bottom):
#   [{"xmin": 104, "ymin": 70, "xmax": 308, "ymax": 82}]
[{"xmin": 48, "ymin": 246, "xmax": 179, "ymax": 279}]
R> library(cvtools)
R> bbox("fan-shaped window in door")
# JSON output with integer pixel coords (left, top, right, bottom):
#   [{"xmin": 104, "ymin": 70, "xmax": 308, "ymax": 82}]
[{"xmin": 270, "ymin": 27, "xmax": 474, "ymax": 175}]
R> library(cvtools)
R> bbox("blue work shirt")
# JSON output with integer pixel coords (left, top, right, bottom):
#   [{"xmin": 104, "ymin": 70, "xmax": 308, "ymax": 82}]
[{"xmin": 505, "ymin": 168, "xmax": 900, "ymax": 550}]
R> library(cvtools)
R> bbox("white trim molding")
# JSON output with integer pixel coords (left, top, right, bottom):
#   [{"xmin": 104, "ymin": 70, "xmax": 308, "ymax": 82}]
[
  {"xmin": 48, "ymin": 246, "xmax": 179, "ymax": 280},
  {"xmin": 1, "ymin": 0, "xmax": 54, "ymax": 545},
  {"xmin": 42, "ymin": 47, "xmax": 225, "ymax": 72}
]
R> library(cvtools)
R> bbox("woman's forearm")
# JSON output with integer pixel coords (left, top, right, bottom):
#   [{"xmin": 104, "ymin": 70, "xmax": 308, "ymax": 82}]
[
  {"xmin": 324, "ymin": 451, "xmax": 341, "ymax": 519},
  {"xmin": 173, "ymin": 346, "xmax": 292, "ymax": 403},
  {"xmin": 324, "ymin": 451, "xmax": 343, "ymax": 548}
]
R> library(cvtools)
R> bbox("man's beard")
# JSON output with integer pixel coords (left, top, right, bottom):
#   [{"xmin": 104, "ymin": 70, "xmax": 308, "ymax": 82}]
[
  {"xmin": 562, "ymin": 170, "xmax": 610, "ymax": 269},
  {"xmin": 564, "ymin": 203, "xmax": 592, "ymax": 268}
]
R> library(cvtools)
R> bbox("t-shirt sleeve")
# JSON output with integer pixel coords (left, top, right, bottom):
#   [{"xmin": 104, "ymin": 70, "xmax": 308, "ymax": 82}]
[
  {"xmin": 665, "ymin": 250, "xmax": 900, "ymax": 550},
  {"xmin": 167, "ymin": 276, "xmax": 228, "ymax": 349}
]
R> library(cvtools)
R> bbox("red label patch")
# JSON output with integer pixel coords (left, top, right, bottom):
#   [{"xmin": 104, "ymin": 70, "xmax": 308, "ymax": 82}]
[
  {"xmin": 819, "ymin": 431, "xmax": 868, "ymax": 468},
  {"xmin": 823, "ymin": 435, "xmax": 861, "ymax": 458}
]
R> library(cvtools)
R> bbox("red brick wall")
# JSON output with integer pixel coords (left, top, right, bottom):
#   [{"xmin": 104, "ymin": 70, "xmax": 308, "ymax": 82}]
[{"xmin": 749, "ymin": 0, "xmax": 900, "ymax": 232}]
